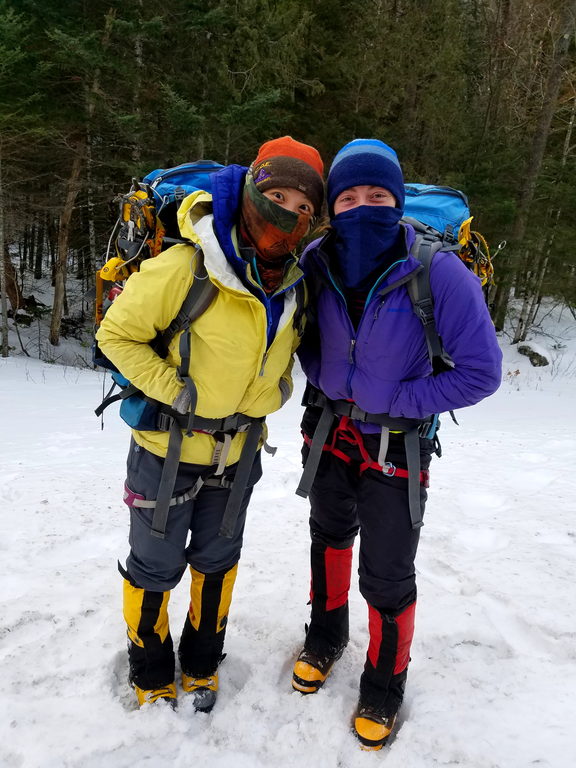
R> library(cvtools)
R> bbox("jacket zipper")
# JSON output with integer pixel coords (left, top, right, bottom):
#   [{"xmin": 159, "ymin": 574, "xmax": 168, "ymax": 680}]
[
  {"xmin": 348, "ymin": 339, "xmax": 356, "ymax": 364},
  {"xmin": 346, "ymin": 340, "xmax": 355, "ymax": 396},
  {"xmin": 259, "ymin": 351, "xmax": 269, "ymax": 377},
  {"xmin": 324, "ymin": 268, "xmax": 357, "ymax": 395},
  {"xmin": 258, "ymin": 275, "xmax": 305, "ymax": 377}
]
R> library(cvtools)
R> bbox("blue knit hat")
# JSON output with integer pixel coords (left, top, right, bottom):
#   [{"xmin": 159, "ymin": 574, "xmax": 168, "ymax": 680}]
[{"xmin": 327, "ymin": 139, "xmax": 405, "ymax": 213}]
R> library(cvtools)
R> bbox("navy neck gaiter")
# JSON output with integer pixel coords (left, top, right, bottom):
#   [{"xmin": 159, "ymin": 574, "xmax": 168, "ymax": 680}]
[{"xmin": 330, "ymin": 205, "xmax": 403, "ymax": 289}]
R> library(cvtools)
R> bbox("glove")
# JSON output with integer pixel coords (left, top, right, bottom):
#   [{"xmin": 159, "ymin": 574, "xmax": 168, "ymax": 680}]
[{"xmin": 172, "ymin": 386, "xmax": 191, "ymax": 414}]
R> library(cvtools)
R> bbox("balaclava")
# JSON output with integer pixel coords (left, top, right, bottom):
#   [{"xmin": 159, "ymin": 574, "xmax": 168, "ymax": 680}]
[
  {"xmin": 327, "ymin": 139, "xmax": 405, "ymax": 290},
  {"xmin": 240, "ymin": 136, "xmax": 324, "ymax": 293}
]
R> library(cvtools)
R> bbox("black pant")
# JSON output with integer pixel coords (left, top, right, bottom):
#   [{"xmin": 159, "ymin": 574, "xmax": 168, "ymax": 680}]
[
  {"xmin": 121, "ymin": 440, "xmax": 262, "ymax": 689},
  {"xmin": 124, "ymin": 440, "xmax": 262, "ymax": 590},
  {"xmin": 303, "ymin": 413, "xmax": 433, "ymax": 611},
  {"xmin": 302, "ymin": 409, "xmax": 435, "ymax": 713}
]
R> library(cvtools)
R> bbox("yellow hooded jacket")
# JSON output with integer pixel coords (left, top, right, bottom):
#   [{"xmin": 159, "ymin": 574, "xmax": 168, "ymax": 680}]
[{"xmin": 95, "ymin": 189, "xmax": 304, "ymax": 466}]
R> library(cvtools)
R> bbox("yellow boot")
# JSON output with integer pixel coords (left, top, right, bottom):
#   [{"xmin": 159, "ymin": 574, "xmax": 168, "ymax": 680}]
[
  {"xmin": 353, "ymin": 707, "xmax": 396, "ymax": 751},
  {"xmin": 182, "ymin": 672, "xmax": 218, "ymax": 712},
  {"xmin": 179, "ymin": 564, "xmax": 238, "ymax": 712},
  {"xmin": 134, "ymin": 682, "xmax": 177, "ymax": 708},
  {"xmin": 123, "ymin": 578, "xmax": 176, "ymax": 708},
  {"xmin": 292, "ymin": 646, "xmax": 343, "ymax": 694}
]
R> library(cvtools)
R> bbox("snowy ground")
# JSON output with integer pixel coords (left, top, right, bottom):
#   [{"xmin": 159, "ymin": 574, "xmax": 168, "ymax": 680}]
[{"xmin": 1, "ymin": 309, "xmax": 576, "ymax": 768}]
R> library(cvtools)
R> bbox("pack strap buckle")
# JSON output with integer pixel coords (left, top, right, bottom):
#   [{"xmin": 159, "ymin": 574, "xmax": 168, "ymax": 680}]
[
  {"xmin": 211, "ymin": 433, "xmax": 233, "ymax": 476},
  {"xmin": 414, "ymin": 297, "xmax": 435, "ymax": 326},
  {"xmin": 348, "ymin": 404, "xmax": 371, "ymax": 422},
  {"xmin": 157, "ymin": 411, "xmax": 176, "ymax": 431}
]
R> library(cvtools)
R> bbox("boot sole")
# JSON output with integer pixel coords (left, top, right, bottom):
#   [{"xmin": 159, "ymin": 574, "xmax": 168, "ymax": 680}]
[
  {"xmin": 292, "ymin": 658, "xmax": 337, "ymax": 694},
  {"xmin": 183, "ymin": 687, "xmax": 217, "ymax": 713},
  {"xmin": 292, "ymin": 673, "xmax": 326, "ymax": 694},
  {"xmin": 353, "ymin": 714, "xmax": 395, "ymax": 750}
]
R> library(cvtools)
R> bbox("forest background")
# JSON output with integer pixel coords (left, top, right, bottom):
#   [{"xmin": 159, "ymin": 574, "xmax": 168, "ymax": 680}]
[{"xmin": 1, "ymin": 0, "xmax": 576, "ymax": 359}]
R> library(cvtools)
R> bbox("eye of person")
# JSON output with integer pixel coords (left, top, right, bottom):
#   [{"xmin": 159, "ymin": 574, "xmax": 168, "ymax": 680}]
[
  {"xmin": 272, "ymin": 191, "xmax": 285, "ymax": 202},
  {"xmin": 299, "ymin": 202, "xmax": 312, "ymax": 214}
]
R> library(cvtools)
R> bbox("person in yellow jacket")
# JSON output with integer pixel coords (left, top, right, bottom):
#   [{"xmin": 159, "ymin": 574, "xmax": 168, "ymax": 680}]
[{"xmin": 96, "ymin": 137, "xmax": 324, "ymax": 710}]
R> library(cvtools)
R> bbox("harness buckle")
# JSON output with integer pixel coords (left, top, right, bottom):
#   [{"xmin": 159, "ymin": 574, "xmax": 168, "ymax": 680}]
[
  {"xmin": 157, "ymin": 412, "xmax": 174, "ymax": 431},
  {"xmin": 418, "ymin": 420, "xmax": 432, "ymax": 438},
  {"xmin": 349, "ymin": 404, "xmax": 368, "ymax": 422},
  {"xmin": 219, "ymin": 415, "xmax": 238, "ymax": 432},
  {"xmin": 211, "ymin": 433, "xmax": 233, "ymax": 476},
  {"xmin": 381, "ymin": 462, "xmax": 397, "ymax": 477}
]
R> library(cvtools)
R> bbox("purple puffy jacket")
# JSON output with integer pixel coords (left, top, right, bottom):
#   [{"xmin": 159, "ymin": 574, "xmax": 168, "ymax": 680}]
[{"xmin": 298, "ymin": 223, "xmax": 502, "ymax": 424}]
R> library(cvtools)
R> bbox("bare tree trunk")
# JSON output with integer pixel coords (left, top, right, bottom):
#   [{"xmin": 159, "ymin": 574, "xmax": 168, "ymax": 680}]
[
  {"xmin": 132, "ymin": 1, "xmax": 143, "ymax": 165},
  {"xmin": 0, "ymin": 142, "xmax": 8, "ymax": 357},
  {"xmin": 22, "ymin": 221, "xmax": 30, "ymax": 271},
  {"xmin": 514, "ymin": 88, "xmax": 576, "ymax": 341},
  {"xmin": 512, "ymin": 0, "xmax": 576, "ymax": 243},
  {"xmin": 525, "ymin": 252, "xmax": 550, "ymax": 331},
  {"xmin": 84, "ymin": 9, "xmax": 115, "ymax": 289},
  {"xmin": 224, "ymin": 125, "xmax": 231, "ymax": 166},
  {"xmin": 512, "ymin": 243, "xmax": 542, "ymax": 343},
  {"xmin": 494, "ymin": 0, "xmax": 576, "ymax": 330},
  {"xmin": 34, "ymin": 218, "xmax": 44, "ymax": 279},
  {"xmin": 85, "ymin": 127, "xmax": 97, "ymax": 284},
  {"xmin": 492, "ymin": 270, "xmax": 513, "ymax": 331},
  {"xmin": 3, "ymin": 248, "xmax": 22, "ymax": 311},
  {"xmin": 47, "ymin": 217, "xmax": 57, "ymax": 268},
  {"xmin": 473, "ymin": 0, "xmax": 512, "ymax": 167},
  {"xmin": 49, "ymin": 140, "xmax": 85, "ymax": 346}
]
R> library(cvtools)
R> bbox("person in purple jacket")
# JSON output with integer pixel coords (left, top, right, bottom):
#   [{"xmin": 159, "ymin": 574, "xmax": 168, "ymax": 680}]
[{"xmin": 290, "ymin": 139, "xmax": 502, "ymax": 750}]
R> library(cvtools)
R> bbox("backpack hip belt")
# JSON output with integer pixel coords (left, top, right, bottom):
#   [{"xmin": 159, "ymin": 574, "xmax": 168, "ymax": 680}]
[{"xmin": 296, "ymin": 386, "xmax": 432, "ymax": 530}]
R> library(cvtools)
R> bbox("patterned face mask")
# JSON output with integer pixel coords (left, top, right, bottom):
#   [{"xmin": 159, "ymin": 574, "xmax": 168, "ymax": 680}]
[{"xmin": 240, "ymin": 174, "xmax": 312, "ymax": 261}]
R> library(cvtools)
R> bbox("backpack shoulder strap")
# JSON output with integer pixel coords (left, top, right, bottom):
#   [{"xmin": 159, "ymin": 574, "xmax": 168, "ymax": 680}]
[
  {"xmin": 154, "ymin": 249, "xmax": 217, "ymax": 358},
  {"xmin": 407, "ymin": 235, "xmax": 454, "ymax": 374},
  {"xmin": 292, "ymin": 279, "xmax": 308, "ymax": 337}
]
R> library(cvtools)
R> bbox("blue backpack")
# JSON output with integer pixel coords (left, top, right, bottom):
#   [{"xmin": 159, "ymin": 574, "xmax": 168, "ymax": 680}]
[
  {"xmin": 404, "ymin": 184, "xmax": 470, "ymax": 244},
  {"xmin": 403, "ymin": 183, "xmax": 494, "ymax": 284},
  {"xmin": 94, "ymin": 159, "xmax": 225, "ymax": 342},
  {"xmin": 93, "ymin": 161, "xmax": 225, "ymax": 427},
  {"xmin": 402, "ymin": 183, "xmax": 495, "ymax": 375}
]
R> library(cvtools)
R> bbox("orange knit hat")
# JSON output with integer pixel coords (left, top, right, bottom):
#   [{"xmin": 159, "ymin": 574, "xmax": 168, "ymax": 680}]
[
  {"xmin": 251, "ymin": 136, "xmax": 324, "ymax": 214},
  {"xmin": 253, "ymin": 136, "xmax": 324, "ymax": 176}
]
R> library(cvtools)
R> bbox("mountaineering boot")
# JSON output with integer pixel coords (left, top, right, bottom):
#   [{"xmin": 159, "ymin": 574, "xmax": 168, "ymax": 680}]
[
  {"xmin": 292, "ymin": 644, "xmax": 346, "ymax": 693},
  {"xmin": 352, "ymin": 600, "xmax": 415, "ymax": 747},
  {"xmin": 134, "ymin": 682, "xmax": 177, "ymax": 709},
  {"xmin": 353, "ymin": 706, "xmax": 397, "ymax": 751},
  {"xmin": 292, "ymin": 542, "xmax": 353, "ymax": 693},
  {"xmin": 178, "ymin": 564, "xmax": 238, "ymax": 712},
  {"xmin": 182, "ymin": 672, "xmax": 218, "ymax": 713},
  {"xmin": 122, "ymin": 577, "xmax": 177, "ymax": 709}
]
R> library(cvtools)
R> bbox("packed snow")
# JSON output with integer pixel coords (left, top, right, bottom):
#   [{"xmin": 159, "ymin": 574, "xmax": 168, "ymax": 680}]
[{"xmin": 1, "ymin": 306, "xmax": 576, "ymax": 768}]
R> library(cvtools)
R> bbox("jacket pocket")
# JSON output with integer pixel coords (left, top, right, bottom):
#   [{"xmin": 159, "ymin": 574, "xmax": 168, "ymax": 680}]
[{"xmin": 126, "ymin": 439, "xmax": 143, "ymax": 474}]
